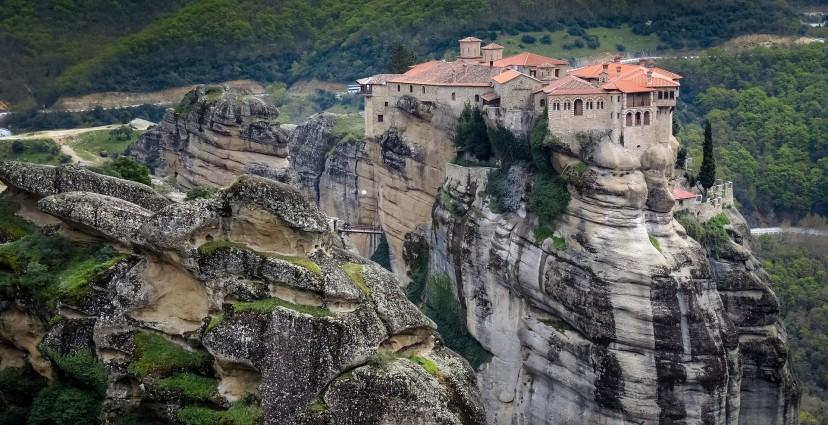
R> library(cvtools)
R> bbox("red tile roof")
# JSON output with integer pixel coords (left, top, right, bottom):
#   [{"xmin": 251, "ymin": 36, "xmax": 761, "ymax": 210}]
[
  {"xmin": 387, "ymin": 61, "xmax": 504, "ymax": 87},
  {"xmin": 542, "ymin": 75, "xmax": 606, "ymax": 95},
  {"xmin": 459, "ymin": 36, "xmax": 482, "ymax": 42},
  {"xmin": 492, "ymin": 69, "xmax": 540, "ymax": 84},
  {"xmin": 356, "ymin": 74, "xmax": 402, "ymax": 85},
  {"xmin": 494, "ymin": 52, "xmax": 568, "ymax": 68},
  {"xmin": 568, "ymin": 62, "xmax": 681, "ymax": 93},
  {"xmin": 672, "ymin": 187, "xmax": 697, "ymax": 200}
]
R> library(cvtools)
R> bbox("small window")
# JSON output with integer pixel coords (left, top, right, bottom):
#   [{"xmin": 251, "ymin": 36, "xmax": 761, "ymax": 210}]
[
  {"xmin": 658, "ymin": 91, "xmax": 663, "ymax": 100},
  {"xmin": 616, "ymin": 113, "xmax": 620, "ymax": 119},
  {"xmin": 574, "ymin": 99, "xmax": 583, "ymax": 116},
  {"xmin": 644, "ymin": 111, "xmax": 651, "ymax": 125},
  {"xmin": 555, "ymin": 69, "xmax": 560, "ymax": 77},
  {"xmin": 378, "ymin": 114, "xmax": 384, "ymax": 123},
  {"xmin": 635, "ymin": 112, "xmax": 642, "ymax": 126},
  {"xmin": 409, "ymin": 85, "xmax": 413, "ymax": 93},
  {"xmin": 475, "ymin": 94, "xmax": 480, "ymax": 102},
  {"xmin": 422, "ymin": 86, "xmax": 426, "ymax": 94},
  {"xmin": 626, "ymin": 113, "xmax": 633, "ymax": 126},
  {"xmin": 451, "ymin": 92, "xmax": 456, "ymax": 101},
  {"xmin": 397, "ymin": 84, "xmax": 401, "ymax": 92},
  {"xmin": 384, "ymin": 101, "xmax": 389, "ymax": 107},
  {"xmin": 540, "ymin": 99, "xmax": 546, "ymax": 107},
  {"xmin": 617, "ymin": 95, "xmax": 621, "ymax": 102},
  {"xmin": 670, "ymin": 91, "xmax": 675, "ymax": 99}
]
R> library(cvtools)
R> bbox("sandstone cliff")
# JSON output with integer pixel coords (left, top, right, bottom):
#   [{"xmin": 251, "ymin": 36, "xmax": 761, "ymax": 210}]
[
  {"xmin": 428, "ymin": 133, "xmax": 799, "ymax": 424},
  {"xmin": 0, "ymin": 161, "xmax": 486, "ymax": 424},
  {"xmin": 127, "ymin": 85, "xmax": 292, "ymax": 190}
]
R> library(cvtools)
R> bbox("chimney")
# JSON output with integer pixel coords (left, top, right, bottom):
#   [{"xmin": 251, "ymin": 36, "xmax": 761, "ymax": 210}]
[
  {"xmin": 616, "ymin": 65, "xmax": 622, "ymax": 76},
  {"xmin": 638, "ymin": 58, "xmax": 647, "ymax": 67},
  {"xmin": 614, "ymin": 54, "xmax": 622, "ymax": 63}
]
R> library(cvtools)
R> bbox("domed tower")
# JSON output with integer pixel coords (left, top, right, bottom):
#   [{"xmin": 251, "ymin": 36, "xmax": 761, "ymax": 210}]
[{"xmin": 458, "ymin": 36, "xmax": 482, "ymax": 60}]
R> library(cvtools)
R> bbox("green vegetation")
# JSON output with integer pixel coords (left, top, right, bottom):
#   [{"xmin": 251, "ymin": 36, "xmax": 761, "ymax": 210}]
[
  {"xmin": 386, "ymin": 44, "xmax": 418, "ymax": 74},
  {"xmin": 455, "ymin": 104, "xmax": 491, "ymax": 161},
  {"xmin": 698, "ymin": 120, "xmax": 716, "ymax": 197},
  {"xmin": 528, "ymin": 173, "xmax": 571, "ymax": 225},
  {"xmin": 409, "ymin": 355, "xmax": 440, "ymax": 377},
  {"xmin": 45, "ymin": 349, "xmax": 107, "ymax": 397},
  {"xmin": 675, "ymin": 212, "xmax": 730, "ymax": 252},
  {"xmin": 91, "ymin": 156, "xmax": 152, "ymax": 186},
  {"xmin": 540, "ymin": 316, "xmax": 573, "ymax": 334},
  {"xmin": 498, "ymin": 26, "xmax": 661, "ymax": 59},
  {"xmin": 232, "ymin": 297, "xmax": 332, "ymax": 318},
  {"xmin": 307, "ymin": 398, "xmax": 328, "ymax": 414},
  {"xmin": 206, "ymin": 314, "xmax": 224, "ymax": 332},
  {"xmin": 197, "ymin": 240, "xmax": 322, "ymax": 275},
  {"xmin": 561, "ymin": 161, "xmax": 589, "ymax": 193},
  {"xmin": 186, "ymin": 186, "xmax": 219, "ymax": 201},
  {"xmin": 70, "ymin": 127, "xmax": 143, "ymax": 161},
  {"xmin": 342, "ymin": 263, "xmax": 371, "ymax": 297},
  {"xmin": 370, "ymin": 233, "xmax": 392, "ymax": 271},
  {"xmin": 155, "ymin": 373, "xmax": 218, "ymax": 402},
  {"xmin": 753, "ymin": 234, "xmax": 828, "ymax": 424},
  {"xmin": 331, "ymin": 113, "xmax": 365, "ymax": 144},
  {"xmin": 129, "ymin": 332, "xmax": 211, "ymax": 378},
  {"xmin": 0, "ymin": 139, "xmax": 71, "ymax": 165},
  {"xmin": 533, "ymin": 226, "xmax": 555, "ymax": 242},
  {"xmin": 368, "ymin": 351, "xmax": 440, "ymax": 377},
  {"xmin": 552, "ymin": 236, "xmax": 567, "ymax": 251},
  {"xmin": 417, "ymin": 274, "xmax": 492, "ymax": 369},
  {"xmin": 665, "ymin": 43, "xmax": 828, "ymax": 219},
  {"xmin": 0, "ymin": 230, "xmax": 124, "ymax": 308},
  {"xmin": 27, "ymin": 384, "xmax": 102, "ymax": 425},
  {"xmin": 0, "ymin": 364, "xmax": 48, "ymax": 424},
  {"xmin": 649, "ymin": 236, "xmax": 662, "ymax": 252},
  {"xmin": 0, "ymin": 196, "xmax": 35, "ymax": 241},
  {"xmin": 177, "ymin": 401, "xmax": 262, "ymax": 425},
  {"xmin": 7, "ymin": 105, "xmax": 168, "ymax": 133}
]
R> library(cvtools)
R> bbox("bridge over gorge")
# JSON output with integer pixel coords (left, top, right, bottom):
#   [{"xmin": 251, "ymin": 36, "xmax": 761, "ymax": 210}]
[{"xmin": 332, "ymin": 221, "xmax": 385, "ymax": 256}]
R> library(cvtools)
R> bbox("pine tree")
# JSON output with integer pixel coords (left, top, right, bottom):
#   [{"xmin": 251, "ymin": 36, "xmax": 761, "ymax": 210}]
[
  {"xmin": 699, "ymin": 119, "xmax": 716, "ymax": 197},
  {"xmin": 386, "ymin": 44, "xmax": 417, "ymax": 74}
]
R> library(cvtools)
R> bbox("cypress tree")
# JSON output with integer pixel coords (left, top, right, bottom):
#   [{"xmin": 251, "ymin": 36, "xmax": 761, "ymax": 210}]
[
  {"xmin": 386, "ymin": 44, "xmax": 417, "ymax": 74},
  {"xmin": 699, "ymin": 119, "xmax": 716, "ymax": 197}
]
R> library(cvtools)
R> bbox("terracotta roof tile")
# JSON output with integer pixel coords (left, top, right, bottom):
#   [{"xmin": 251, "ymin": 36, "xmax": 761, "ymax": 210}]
[
  {"xmin": 387, "ymin": 61, "xmax": 503, "ymax": 87},
  {"xmin": 672, "ymin": 187, "xmax": 697, "ymax": 200},
  {"xmin": 542, "ymin": 75, "xmax": 605, "ymax": 95},
  {"xmin": 494, "ymin": 52, "xmax": 568, "ymax": 67},
  {"xmin": 568, "ymin": 62, "xmax": 681, "ymax": 93},
  {"xmin": 459, "ymin": 36, "xmax": 482, "ymax": 42},
  {"xmin": 482, "ymin": 43, "xmax": 504, "ymax": 50},
  {"xmin": 492, "ymin": 69, "xmax": 539, "ymax": 84},
  {"xmin": 356, "ymin": 74, "xmax": 402, "ymax": 85}
]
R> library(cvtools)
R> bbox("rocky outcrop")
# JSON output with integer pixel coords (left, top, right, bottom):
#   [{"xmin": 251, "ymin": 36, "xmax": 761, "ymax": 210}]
[
  {"xmin": 0, "ymin": 167, "xmax": 486, "ymax": 424},
  {"xmin": 127, "ymin": 85, "xmax": 292, "ymax": 190},
  {"xmin": 429, "ymin": 132, "xmax": 799, "ymax": 424}
]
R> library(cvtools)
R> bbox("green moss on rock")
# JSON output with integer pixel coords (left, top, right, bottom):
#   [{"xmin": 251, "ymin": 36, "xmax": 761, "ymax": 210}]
[
  {"xmin": 129, "ymin": 332, "xmax": 211, "ymax": 378},
  {"xmin": 232, "ymin": 297, "xmax": 331, "ymax": 318}
]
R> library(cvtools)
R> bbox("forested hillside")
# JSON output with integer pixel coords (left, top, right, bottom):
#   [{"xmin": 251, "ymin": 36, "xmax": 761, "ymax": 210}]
[
  {"xmin": 663, "ymin": 43, "xmax": 828, "ymax": 222},
  {"xmin": 1, "ymin": 0, "xmax": 801, "ymax": 107}
]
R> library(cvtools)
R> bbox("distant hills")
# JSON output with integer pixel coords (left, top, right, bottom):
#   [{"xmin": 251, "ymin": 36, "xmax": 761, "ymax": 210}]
[{"xmin": 0, "ymin": 0, "xmax": 803, "ymax": 108}]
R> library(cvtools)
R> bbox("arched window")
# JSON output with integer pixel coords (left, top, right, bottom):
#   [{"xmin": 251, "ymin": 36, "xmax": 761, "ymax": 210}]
[
  {"xmin": 644, "ymin": 111, "xmax": 651, "ymax": 125},
  {"xmin": 626, "ymin": 113, "xmax": 633, "ymax": 126},
  {"xmin": 553, "ymin": 102, "xmax": 560, "ymax": 111},
  {"xmin": 565, "ymin": 101, "xmax": 571, "ymax": 110},
  {"xmin": 598, "ymin": 100, "xmax": 604, "ymax": 109},
  {"xmin": 574, "ymin": 99, "xmax": 583, "ymax": 116},
  {"xmin": 451, "ymin": 92, "xmax": 456, "ymax": 101},
  {"xmin": 475, "ymin": 94, "xmax": 480, "ymax": 102},
  {"xmin": 635, "ymin": 112, "xmax": 642, "ymax": 126}
]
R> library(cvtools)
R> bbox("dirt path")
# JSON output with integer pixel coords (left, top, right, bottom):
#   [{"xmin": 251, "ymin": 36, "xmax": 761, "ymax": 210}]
[{"xmin": 0, "ymin": 124, "xmax": 120, "ymax": 166}]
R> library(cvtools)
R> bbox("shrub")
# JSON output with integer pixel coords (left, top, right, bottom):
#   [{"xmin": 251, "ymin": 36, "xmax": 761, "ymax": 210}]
[
  {"xmin": 584, "ymin": 35, "xmax": 600, "ymax": 49},
  {"xmin": 409, "ymin": 355, "xmax": 440, "ymax": 377},
  {"xmin": 186, "ymin": 186, "xmax": 218, "ymax": 201},
  {"xmin": 27, "ymin": 385, "xmax": 101, "ymax": 425},
  {"xmin": 649, "ymin": 236, "xmax": 662, "ymax": 252},
  {"xmin": 540, "ymin": 35, "xmax": 552, "ymax": 44},
  {"xmin": 370, "ymin": 233, "xmax": 392, "ymax": 271},
  {"xmin": 0, "ymin": 363, "xmax": 47, "ymax": 411},
  {"xmin": 561, "ymin": 161, "xmax": 590, "ymax": 193},
  {"xmin": 342, "ymin": 263, "xmax": 371, "ymax": 298},
  {"xmin": 92, "ymin": 157, "xmax": 151, "ymax": 186},
  {"xmin": 528, "ymin": 173, "xmax": 570, "ymax": 225},
  {"xmin": 616, "ymin": 43, "xmax": 626, "ymax": 52},
  {"xmin": 129, "ymin": 332, "xmax": 211, "ymax": 378},
  {"xmin": 109, "ymin": 125, "xmax": 134, "ymax": 141},
  {"xmin": 455, "ymin": 104, "xmax": 491, "ymax": 160},
  {"xmin": 520, "ymin": 34, "xmax": 536, "ymax": 44},
  {"xmin": 529, "ymin": 109, "xmax": 552, "ymax": 173},
  {"xmin": 0, "ymin": 197, "xmax": 35, "ymax": 241},
  {"xmin": 488, "ymin": 124, "xmax": 530, "ymax": 166},
  {"xmin": 177, "ymin": 402, "xmax": 262, "ymax": 425},
  {"xmin": 533, "ymin": 226, "xmax": 554, "ymax": 242},
  {"xmin": 676, "ymin": 212, "xmax": 731, "ymax": 252},
  {"xmin": 45, "ymin": 349, "xmax": 107, "ymax": 396}
]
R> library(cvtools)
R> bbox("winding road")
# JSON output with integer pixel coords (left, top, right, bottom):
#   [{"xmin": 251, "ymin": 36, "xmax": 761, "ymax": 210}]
[{"xmin": 751, "ymin": 227, "xmax": 828, "ymax": 237}]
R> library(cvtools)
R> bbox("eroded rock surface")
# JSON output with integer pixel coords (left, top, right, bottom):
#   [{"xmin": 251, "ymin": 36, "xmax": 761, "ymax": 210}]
[
  {"xmin": 430, "ymin": 132, "xmax": 799, "ymax": 424},
  {"xmin": 127, "ymin": 85, "xmax": 292, "ymax": 189},
  {"xmin": 0, "ymin": 167, "xmax": 485, "ymax": 424}
]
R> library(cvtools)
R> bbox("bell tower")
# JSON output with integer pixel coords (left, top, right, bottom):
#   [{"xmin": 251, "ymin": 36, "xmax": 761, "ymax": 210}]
[{"xmin": 458, "ymin": 37, "xmax": 482, "ymax": 59}]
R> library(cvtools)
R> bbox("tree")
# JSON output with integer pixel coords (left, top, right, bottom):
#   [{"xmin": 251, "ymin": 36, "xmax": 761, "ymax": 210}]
[
  {"xmin": 386, "ymin": 44, "xmax": 417, "ymax": 74},
  {"xmin": 455, "ymin": 104, "xmax": 491, "ymax": 160},
  {"xmin": 699, "ymin": 120, "xmax": 716, "ymax": 197}
]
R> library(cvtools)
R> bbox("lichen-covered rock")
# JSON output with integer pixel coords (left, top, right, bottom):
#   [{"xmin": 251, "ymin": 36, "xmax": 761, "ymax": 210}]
[
  {"xmin": 126, "ymin": 85, "xmax": 292, "ymax": 190},
  {"xmin": 0, "ymin": 161, "xmax": 170, "ymax": 211},
  {"xmin": 0, "ymin": 168, "xmax": 485, "ymax": 424}
]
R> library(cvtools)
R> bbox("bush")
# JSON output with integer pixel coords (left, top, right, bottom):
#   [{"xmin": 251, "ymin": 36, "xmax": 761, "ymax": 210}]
[
  {"xmin": 455, "ymin": 104, "xmax": 491, "ymax": 161},
  {"xmin": 676, "ymin": 212, "xmax": 730, "ymax": 252},
  {"xmin": 540, "ymin": 35, "xmax": 552, "ymax": 44},
  {"xmin": 520, "ymin": 34, "xmax": 536, "ymax": 44},
  {"xmin": 527, "ymin": 173, "xmax": 570, "ymax": 225},
  {"xmin": 109, "ymin": 125, "xmax": 134, "ymax": 141},
  {"xmin": 369, "ymin": 233, "xmax": 392, "ymax": 271},
  {"xmin": 616, "ymin": 43, "xmax": 626, "ymax": 52},
  {"xmin": 488, "ymin": 125, "xmax": 530, "ymax": 166},
  {"xmin": 177, "ymin": 402, "xmax": 262, "ymax": 425},
  {"xmin": 186, "ymin": 186, "xmax": 219, "ymax": 201},
  {"xmin": 584, "ymin": 35, "xmax": 600, "ymax": 49},
  {"xmin": 154, "ymin": 373, "xmax": 217, "ymax": 402},
  {"xmin": 45, "ymin": 349, "xmax": 107, "ymax": 396},
  {"xmin": 27, "ymin": 385, "xmax": 101, "ymax": 425},
  {"xmin": 0, "ymin": 364, "xmax": 47, "ymax": 416},
  {"xmin": 92, "ymin": 157, "xmax": 151, "ymax": 186}
]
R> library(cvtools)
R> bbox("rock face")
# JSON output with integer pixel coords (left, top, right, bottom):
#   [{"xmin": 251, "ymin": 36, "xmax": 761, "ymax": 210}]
[
  {"xmin": 127, "ymin": 85, "xmax": 292, "ymax": 190},
  {"xmin": 429, "ymin": 132, "xmax": 799, "ymax": 424},
  {"xmin": 0, "ymin": 163, "xmax": 486, "ymax": 424}
]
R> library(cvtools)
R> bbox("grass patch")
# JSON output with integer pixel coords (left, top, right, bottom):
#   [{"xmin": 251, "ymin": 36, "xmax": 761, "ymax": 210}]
[
  {"xmin": 342, "ymin": 263, "xmax": 371, "ymax": 297},
  {"xmin": 307, "ymin": 398, "xmax": 328, "ymax": 414},
  {"xmin": 69, "ymin": 127, "xmax": 142, "ymax": 161},
  {"xmin": 197, "ymin": 240, "xmax": 321, "ymax": 276},
  {"xmin": 649, "ymin": 236, "xmax": 662, "ymax": 252},
  {"xmin": 128, "ymin": 332, "xmax": 211, "ymax": 379},
  {"xmin": 27, "ymin": 384, "xmax": 102, "ymax": 425},
  {"xmin": 206, "ymin": 314, "xmax": 224, "ymax": 333},
  {"xmin": 0, "ymin": 196, "xmax": 35, "ymax": 241},
  {"xmin": 552, "ymin": 236, "xmax": 566, "ymax": 251},
  {"xmin": 331, "ymin": 113, "xmax": 365, "ymax": 144},
  {"xmin": 676, "ymin": 212, "xmax": 731, "ymax": 252},
  {"xmin": 439, "ymin": 188, "xmax": 461, "ymax": 216},
  {"xmin": 409, "ymin": 355, "xmax": 440, "ymax": 377},
  {"xmin": 232, "ymin": 297, "xmax": 331, "ymax": 318},
  {"xmin": 154, "ymin": 373, "xmax": 217, "ymax": 402},
  {"xmin": 44, "ymin": 349, "xmax": 107, "ymax": 396},
  {"xmin": 90, "ymin": 156, "xmax": 151, "ymax": 186},
  {"xmin": 56, "ymin": 255, "xmax": 126, "ymax": 304},
  {"xmin": 0, "ymin": 138, "xmax": 71, "ymax": 165},
  {"xmin": 185, "ymin": 186, "xmax": 219, "ymax": 201},
  {"xmin": 497, "ymin": 26, "xmax": 663, "ymax": 60},
  {"xmin": 177, "ymin": 402, "xmax": 262, "ymax": 425}
]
